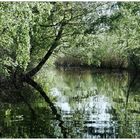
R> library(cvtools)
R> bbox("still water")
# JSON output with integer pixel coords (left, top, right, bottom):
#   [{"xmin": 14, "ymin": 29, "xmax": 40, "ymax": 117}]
[{"xmin": 0, "ymin": 68, "xmax": 140, "ymax": 138}]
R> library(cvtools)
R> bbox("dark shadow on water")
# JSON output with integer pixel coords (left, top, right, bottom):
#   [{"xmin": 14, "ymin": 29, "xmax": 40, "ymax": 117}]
[
  {"xmin": 18, "ymin": 91, "xmax": 36, "ymax": 117},
  {"xmin": 0, "ymin": 77, "xmax": 68, "ymax": 138}
]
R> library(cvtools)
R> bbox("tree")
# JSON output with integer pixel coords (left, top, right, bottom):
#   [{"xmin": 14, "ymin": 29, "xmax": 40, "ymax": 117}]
[
  {"xmin": 0, "ymin": 2, "xmax": 88, "ymax": 78},
  {"xmin": 1, "ymin": 2, "xmax": 140, "ymax": 79}
]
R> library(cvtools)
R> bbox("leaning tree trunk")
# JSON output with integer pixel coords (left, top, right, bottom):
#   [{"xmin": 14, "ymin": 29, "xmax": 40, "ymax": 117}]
[{"xmin": 26, "ymin": 22, "xmax": 65, "ymax": 77}]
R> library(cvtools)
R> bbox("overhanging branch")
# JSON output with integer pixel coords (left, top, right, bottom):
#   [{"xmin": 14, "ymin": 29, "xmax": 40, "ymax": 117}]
[{"xmin": 26, "ymin": 22, "xmax": 66, "ymax": 77}]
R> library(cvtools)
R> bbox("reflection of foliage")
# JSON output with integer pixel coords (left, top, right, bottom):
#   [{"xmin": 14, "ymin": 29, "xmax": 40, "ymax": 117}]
[
  {"xmin": 0, "ymin": 102, "xmax": 63, "ymax": 138},
  {"xmin": 0, "ymin": 68, "xmax": 140, "ymax": 138},
  {"xmin": 35, "ymin": 68, "xmax": 140, "ymax": 138}
]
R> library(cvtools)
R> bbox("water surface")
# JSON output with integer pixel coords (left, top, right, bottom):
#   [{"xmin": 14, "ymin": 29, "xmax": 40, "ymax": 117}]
[{"xmin": 0, "ymin": 68, "xmax": 140, "ymax": 138}]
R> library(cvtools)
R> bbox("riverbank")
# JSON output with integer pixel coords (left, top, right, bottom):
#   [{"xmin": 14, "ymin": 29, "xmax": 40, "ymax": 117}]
[{"xmin": 54, "ymin": 56, "xmax": 140, "ymax": 73}]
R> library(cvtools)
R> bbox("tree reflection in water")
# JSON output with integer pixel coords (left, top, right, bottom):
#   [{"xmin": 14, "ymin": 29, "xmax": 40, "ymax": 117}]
[
  {"xmin": 25, "ymin": 77, "xmax": 68, "ymax": 138},
  {"xmin": 0, "ymin": 68, "xmax": 140, "ymax": 138},
  {"xmin": 48, "ymin": 68, "xmax": 140, "ymax": 138}
]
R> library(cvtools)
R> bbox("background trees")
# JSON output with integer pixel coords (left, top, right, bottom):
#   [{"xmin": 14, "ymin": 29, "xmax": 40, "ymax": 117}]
[{"xmin": 55, "ymin": 2, "xmax": 140, "ymax": 70}]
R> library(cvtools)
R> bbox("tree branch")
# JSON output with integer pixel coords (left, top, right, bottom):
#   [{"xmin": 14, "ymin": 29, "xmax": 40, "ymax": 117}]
[{"xmin": 26, "ymin": 22, "xmax": 66, "ymax": 77}]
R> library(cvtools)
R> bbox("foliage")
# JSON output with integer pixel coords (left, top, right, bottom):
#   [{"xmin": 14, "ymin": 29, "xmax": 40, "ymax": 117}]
[
  {"xmin": 0, "ymin": 2, "xmax": 140, "ymax": 77},
  {"xmin": 0, "ymin": 2, "xmax": 86, "ymax": 76}
]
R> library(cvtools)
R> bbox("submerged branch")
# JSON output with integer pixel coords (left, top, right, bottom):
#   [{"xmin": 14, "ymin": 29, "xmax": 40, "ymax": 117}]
[{"xmin": 24, "ymin": 76, "xmax": 68, "ymax": 138}]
